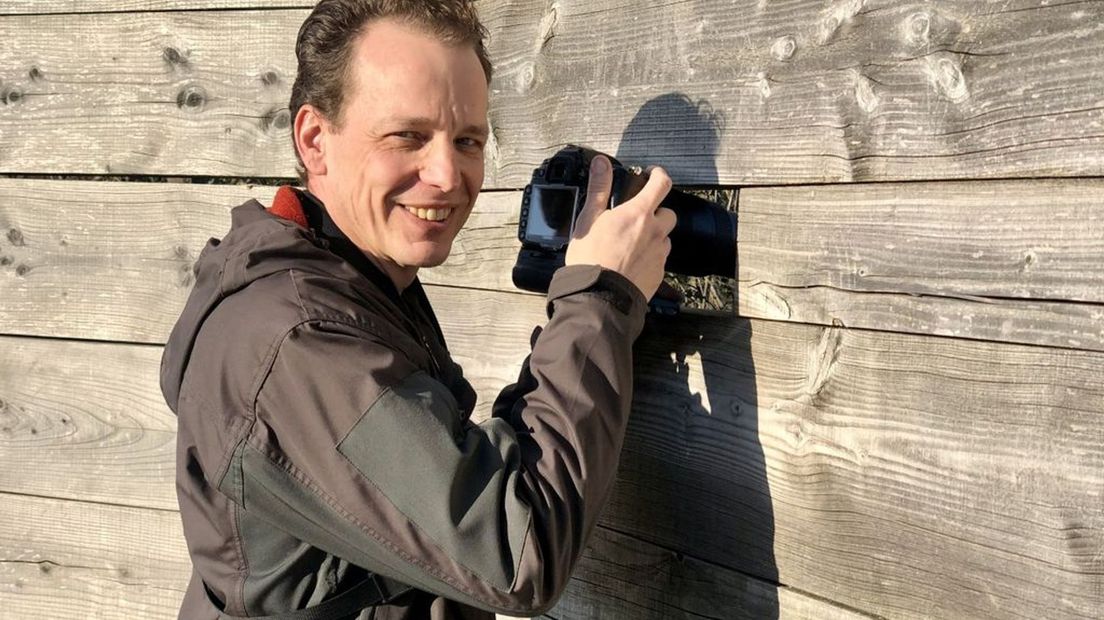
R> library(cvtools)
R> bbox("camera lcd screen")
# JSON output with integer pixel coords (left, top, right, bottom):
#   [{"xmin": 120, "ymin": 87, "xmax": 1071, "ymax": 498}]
[{"xmin": 525, "ymin": 185, "xmax": 579, "ymax": 246}]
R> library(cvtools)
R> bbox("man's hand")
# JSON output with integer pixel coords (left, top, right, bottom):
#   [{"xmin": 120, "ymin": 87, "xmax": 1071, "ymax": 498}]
[{"xmin": 565, "ymin": 155, "xmax": 677, "ymax": 300}]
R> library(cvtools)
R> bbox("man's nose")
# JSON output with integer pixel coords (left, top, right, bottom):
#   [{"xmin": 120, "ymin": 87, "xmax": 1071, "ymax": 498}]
[{"xmin": 420, "ymin": 141, "xmax": 462, "ymax": 193}]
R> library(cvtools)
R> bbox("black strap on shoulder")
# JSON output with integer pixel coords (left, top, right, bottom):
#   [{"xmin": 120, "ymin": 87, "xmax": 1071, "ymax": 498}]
[{"xmin": 208, "ymin": 574, "xmax": 412, "ymax": 620}]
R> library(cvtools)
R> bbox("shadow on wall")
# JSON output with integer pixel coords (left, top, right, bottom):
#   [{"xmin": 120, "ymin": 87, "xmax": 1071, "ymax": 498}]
[
  {"xmin": 609, "ymin": 93, "xmax": 779, "ymax": 619},
  {"xmin": 615, "ymin": 92, "xmax": 727, "ymax": 184}
]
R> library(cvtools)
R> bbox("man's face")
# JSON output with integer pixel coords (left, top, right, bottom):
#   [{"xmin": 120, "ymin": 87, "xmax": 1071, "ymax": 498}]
[{"xmin": 311, "ymin": 18, "xmax": 489, "ymax": 287}]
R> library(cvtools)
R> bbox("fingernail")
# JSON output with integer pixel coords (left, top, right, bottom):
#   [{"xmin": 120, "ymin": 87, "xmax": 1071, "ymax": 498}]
[{"xmin": 592, "ymin": 156, "xmax": 609, "ymax": 173}]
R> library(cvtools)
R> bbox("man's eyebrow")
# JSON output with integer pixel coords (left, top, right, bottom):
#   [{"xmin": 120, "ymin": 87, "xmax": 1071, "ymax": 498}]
[
  {"xmin": 464, "ymin": 124, "xmax": 491, "ymax": 138},
  {"xmin": 387, "ymin": 116, "xmax": 489, "ymax": 137}
]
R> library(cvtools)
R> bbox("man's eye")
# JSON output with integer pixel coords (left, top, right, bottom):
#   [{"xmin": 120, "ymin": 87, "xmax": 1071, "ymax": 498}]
[
  {"xmin": 392, "ymin": 131, "xmax": 425, "ymax": 142},
  {"xmin": 457, "ymin": 137, "xmax": 485, "ymax": 150}
]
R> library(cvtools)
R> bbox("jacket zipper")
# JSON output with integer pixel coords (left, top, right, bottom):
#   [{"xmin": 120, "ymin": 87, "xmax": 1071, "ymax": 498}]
[
  {"xmin": 419, "ymin": 332, "xmax": 442, "ymax": 377},
  {"xmin": 401, "ymin": 298, "xmax": 443, "ymax": 378}
]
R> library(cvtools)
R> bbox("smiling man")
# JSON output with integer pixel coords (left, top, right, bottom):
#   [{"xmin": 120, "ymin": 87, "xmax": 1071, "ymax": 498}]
[
  {"xmin": 160, "ymin": 1, "xmax": 675, "ymax": 619},
  {"xmin": 295, "ymin": 9, "xmax": 491, "ymax": 289}
]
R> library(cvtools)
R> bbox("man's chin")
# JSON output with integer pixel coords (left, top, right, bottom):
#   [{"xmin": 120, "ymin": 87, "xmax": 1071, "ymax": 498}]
[{"xmin": 406, "ymin": 248, "xmax": 452, "ymax": 270}]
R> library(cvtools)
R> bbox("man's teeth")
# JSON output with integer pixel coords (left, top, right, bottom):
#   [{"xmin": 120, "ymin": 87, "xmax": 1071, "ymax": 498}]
[{"xmin": 405, "ymin": 206, "xmax": 452, "ymax": 222}]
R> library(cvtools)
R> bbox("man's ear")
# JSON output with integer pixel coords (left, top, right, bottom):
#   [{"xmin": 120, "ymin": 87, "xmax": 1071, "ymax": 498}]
[{"xmin": 294, "ymin": 104, "xmax": 329, "ymax": 177}]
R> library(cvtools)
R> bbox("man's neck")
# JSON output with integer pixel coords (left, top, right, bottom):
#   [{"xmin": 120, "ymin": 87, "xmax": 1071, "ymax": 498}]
[
  {"xmin": 368, "ymin": 255, "xmax": 417, "ymax": 295},
  {"xmin": 304, "ymin": 184, "xmax": 417, "ymax": 294}
]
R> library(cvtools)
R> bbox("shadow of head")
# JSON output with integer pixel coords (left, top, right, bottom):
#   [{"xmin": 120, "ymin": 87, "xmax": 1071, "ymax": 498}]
[{"xmin": 616, "ymin": 92, "xmax": 726, "ymax": 185}]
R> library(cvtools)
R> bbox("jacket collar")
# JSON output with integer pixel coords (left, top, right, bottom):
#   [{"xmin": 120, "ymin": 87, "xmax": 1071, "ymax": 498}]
[{"xmin": 269, "ymin": 186, "xmax": 403, "ymax": 303}]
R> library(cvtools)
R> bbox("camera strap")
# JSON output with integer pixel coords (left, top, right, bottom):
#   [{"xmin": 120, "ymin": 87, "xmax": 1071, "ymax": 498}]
[{"xmin": 205, "ymin": 573, "xmax": 412, "ymax": 620}]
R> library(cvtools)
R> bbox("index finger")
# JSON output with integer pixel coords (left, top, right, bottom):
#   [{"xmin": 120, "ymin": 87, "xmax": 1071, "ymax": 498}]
[{"xmin": 628, "ymin": 165, "xmax": 673, "ymax": 213}]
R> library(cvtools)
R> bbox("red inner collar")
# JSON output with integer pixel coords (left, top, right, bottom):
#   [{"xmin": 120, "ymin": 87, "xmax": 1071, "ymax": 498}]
[{"xmin": 267, "ymin": 186, "xmax": 309, "ymax": 229}]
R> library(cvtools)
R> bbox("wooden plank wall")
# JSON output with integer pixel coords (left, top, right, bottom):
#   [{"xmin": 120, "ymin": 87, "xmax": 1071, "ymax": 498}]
[{"xmin": 1, "ymin": 2, "xmax": 1102, "ymax": 619}]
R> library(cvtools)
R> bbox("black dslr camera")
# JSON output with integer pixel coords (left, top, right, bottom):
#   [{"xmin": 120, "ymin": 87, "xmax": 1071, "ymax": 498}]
[{"xmin": 512, "ymin": 145, "xmax": 737, "ymax": 296}]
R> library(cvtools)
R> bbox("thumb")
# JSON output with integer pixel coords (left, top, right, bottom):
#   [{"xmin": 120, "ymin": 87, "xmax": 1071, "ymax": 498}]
[{"xmin": 571, "ymin": 155, "xmax": 612, "ymax": 240}]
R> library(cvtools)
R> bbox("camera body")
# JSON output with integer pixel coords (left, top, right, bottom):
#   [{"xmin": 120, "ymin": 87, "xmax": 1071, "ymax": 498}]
[{"xmin": 513, "ymin": 145, "xmax": 736, "ymax": 295}]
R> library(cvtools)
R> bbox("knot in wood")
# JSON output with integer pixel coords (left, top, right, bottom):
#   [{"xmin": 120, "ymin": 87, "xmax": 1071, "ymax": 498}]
[
  {"xmin": 926, "ymin": 55, "xmax": 969, "ymax": 103},
  {"xmin": 853, "ymin": 72, "xmax": 879, "ymax": 113},
  {"xmin": 1022, "ymin": 249, "xmax": 1039, "ymax": 270},
  {"xmin": 516, "ymin": 62, "xmax": 536, "ymax": 93},
  {"xmin": 0, "ymin": 256, "xmax": 12, "ymax": 266},
  {"xmin": 819, "ymin": 0, "xmax": 865, "ymax": 45},
  {"xmin": 162, "ymin": 46, "xmax": 189, "ymax": 68},
  {"xmin": 771, "ymin": 35, "xmax": 797, "ymax": 61},
  {"xmin": 537, "ymin": 3, "xmax": 559, "ymax": 52},
  {"xmin": 756, "ymin": 72, "xmax": 772, "ymax": 99},
  {"xmin": 818, "ymin": 15, "xmax": 841, "ymax": 45},
  {"xmin": 261, "ymin": 107, "xmax": 291, "ymax": 132},
  {"xmin": 7, "ymin": 228, "xmax": 25, "ymax": 246},
  {"xmin": 28, "ymin": 66, "xmax": 44, "ymax": 82},
  {"xmin": 1, "ymin": 86, "xmax": 24, "ymax": 106},
  {"xmin": 806, "ymin": 326, "xmax": 843, "ymax": 398},
  {"xmin": 260, "ymin": 70, "xmax": 281, "ymax": 87},
  {"xmin": 906, "ymin": 12, "xmax": 931, "ymax": 45},
  {"xmin": 177, "ymin": 85, "xmax": 208, "ymax": 111},
  {"xmin": 178, "ymin": 263, "xmax": 195, "ymax": 288},
  {"xmin": 15, "ymin": 263, "xmax": 30, "ymax": 277}
]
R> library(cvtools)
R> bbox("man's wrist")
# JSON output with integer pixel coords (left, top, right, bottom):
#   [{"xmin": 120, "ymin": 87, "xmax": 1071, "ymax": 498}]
[{"xmin": 546, "ymin": 264, "xmax": 647, "ymax": 317}]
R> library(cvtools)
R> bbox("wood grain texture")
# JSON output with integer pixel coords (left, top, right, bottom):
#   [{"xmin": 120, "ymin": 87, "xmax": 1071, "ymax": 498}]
[
  {"xmin": 1, "ymin": 285, "xmax": 1100, "ymax": 618},
  {"xmin": 737, "ymin": 178, "xmax": 1104, "ymax": 350},
  {"xmin": 0, "ymin": 337, "xmax": 176, "ymax": 511},
  {"xmin": 2, "ymin": 1, "xmax": 1104, "ymax": 183},
  {"xmin": 0, "ymin": 493, "xmax": 187, "ymax": 620},
  {"xmin": 1, "ymin": 1, "xmax": 300, "ymax": 14},
  {"xmin": 2, "ymin": 178, "xmax": 1102, "ymax": 352},
  {"xmin": 0, "ymin": 492, "xmax": 860, "ymax": 620},
  {"xmin": 0, "ymin": 180, "xmax": 266, "ymax": 343},
  {"xmin": 0, "ymin": 10, "xmax": 302, "ymax": 177},
  {"xmin": 612, "ymin": 315, "xmax": 1104, "ymax": 619},
  {"xmin": 553, "ymin": 527, "xmax": 872, "ymax": 620},
  {"xmin": 481, "ymin": 0, "xmax": 1104, "ymax": 186}
]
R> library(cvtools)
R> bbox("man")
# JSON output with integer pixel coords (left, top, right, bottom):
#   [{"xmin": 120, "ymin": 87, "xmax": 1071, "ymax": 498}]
[{"xmin": 160, "ymin": 1, "xmax": 675, "ymax": 618}]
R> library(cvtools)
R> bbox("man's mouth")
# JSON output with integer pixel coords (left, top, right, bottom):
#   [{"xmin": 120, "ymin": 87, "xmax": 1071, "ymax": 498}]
[{"xmin": 402, "ymin": 205, "xmax": 453, "ymax": 222}]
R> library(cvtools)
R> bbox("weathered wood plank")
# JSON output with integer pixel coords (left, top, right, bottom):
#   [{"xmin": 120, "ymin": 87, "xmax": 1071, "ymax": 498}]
[
  {"xmin": 737, "ymin": 178, "xmax": 1104, "ymax": 350},
  {"xmin": 0, "ymin": 493, "xmax": 187, "ymax": 620},
  {"xmin": 1, "ymin": 287, "xmax": 1100, "ymax": 618},
  {"xmin": 0, "ymin": 491, "xmax": 856, "ymax": 620},
  {"xmin": 613, "ymin": 315, "xmax": 1104, "ymax": 619},
  {"xmin": 553, "ymin": 527, "xmax": 872, "ymax": 620},
  {"xmin": 3, "ymin": 178, "xmax": 1102, "ymax": 352},
  {"xmin": 485, "ymin": 0, "xmax": 1104, "ymax": 185},
  {"xmin": 0, "ymin": 180, "xmax": 262, "ymax": 344},
  {"xmin": 0, "ymin": 11, "xmax": 301, "ymax": 177},
  {"xmin": 1, "ymin": 1, "xmax": 298, "ymax": 14},
  {"xmin": 0, "ymin": 337, "xmax": 176, "ymax": 511},
  {"xmin": 3, "ymin": 2, "xmax": 1104, "ymax": 183}
]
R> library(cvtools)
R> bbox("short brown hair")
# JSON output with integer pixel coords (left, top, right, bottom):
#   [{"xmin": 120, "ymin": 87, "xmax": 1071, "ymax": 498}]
[{"xmin": 289, "ymin": 0, "xmax": 492, "ymax": 181}]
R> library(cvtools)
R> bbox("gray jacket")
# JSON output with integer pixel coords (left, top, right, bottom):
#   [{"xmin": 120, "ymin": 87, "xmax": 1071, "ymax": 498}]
[{"xmin": 160, "ymin": 187, "xmax": 646, "ymax": 619}]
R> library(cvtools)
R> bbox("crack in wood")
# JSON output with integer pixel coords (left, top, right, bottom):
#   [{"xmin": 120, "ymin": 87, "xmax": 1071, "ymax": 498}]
[
  {"xmin": 0, "ymin": 489, "xmax": 180, "ymax": 514},
  {"xmin": 752, "ymin": 280, "xmax": 1104, "ymax": 309}
]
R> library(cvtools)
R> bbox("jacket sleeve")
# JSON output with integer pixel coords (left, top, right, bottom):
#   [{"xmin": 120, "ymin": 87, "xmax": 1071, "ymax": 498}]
[{"xmin": 244, "ymin": 265, "xmax": 646, "ymax": 616}]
